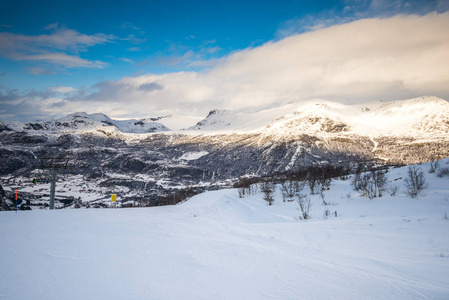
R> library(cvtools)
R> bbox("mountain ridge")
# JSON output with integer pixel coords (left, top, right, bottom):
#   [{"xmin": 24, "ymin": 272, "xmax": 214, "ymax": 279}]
[
  {"xmin": 2, "ymin": 96, "xmax": 448, "ymax": 138},
  {"xmin": 187, "ymin": 96, "xmax": 449, "ymax": 139}
]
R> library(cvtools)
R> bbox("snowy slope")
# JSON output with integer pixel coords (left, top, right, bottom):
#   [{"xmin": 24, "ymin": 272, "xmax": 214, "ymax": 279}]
[
  {"xmin": 352, "ymin": 96, "xmax": 449, "ymax": 136},
  {"xmin": 152, "ymin": 115, "xmax": 203, "ymax": 131},
  {"xmin": 1, "ymin": 160, "xmax": 449, "ymax": 299},
  {"xmin": 188, "ymin": 109, "xmax": 243, "ymax": 131},
  {"xmin": 186, "ymin": 103, "xmax": 302, "ymax": 132},
  {"xmin": 185, "ymin": 96, "xmax": 449, "ymax": 138}
]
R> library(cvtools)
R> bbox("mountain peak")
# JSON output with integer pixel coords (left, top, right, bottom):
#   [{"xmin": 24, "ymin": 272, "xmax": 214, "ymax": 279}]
[{"xmin": 188, "ymin": 109, "xmax": 240, "ymax": 131}]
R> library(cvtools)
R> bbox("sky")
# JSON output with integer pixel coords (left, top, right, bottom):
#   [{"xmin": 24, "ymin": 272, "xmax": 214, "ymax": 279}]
[{"xmin": 0, "ymin": 0, "xmax": 449, "ymax": 121}]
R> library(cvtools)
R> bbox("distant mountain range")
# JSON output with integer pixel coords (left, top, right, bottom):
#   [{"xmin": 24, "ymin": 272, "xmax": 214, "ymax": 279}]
[
  {"xmin": 1, "ymin": 112, "xmax": 195, "ymax": 134},
  {"xmin": 1, "ymin": 96, "xmax": 449, "ymax": 208},
  {"xmin": 2, "ymin": 96, "xmax": 448, "ymax": 138}
]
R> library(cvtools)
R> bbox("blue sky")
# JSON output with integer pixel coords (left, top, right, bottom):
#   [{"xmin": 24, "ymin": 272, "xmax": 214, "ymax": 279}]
[
  {"xmin": 0, "ymin": 0, "xmax": 343, "ymax": 89},
  {"xmin": 1, "ymin": 0, "xmax": 449, "ymax": 121}
]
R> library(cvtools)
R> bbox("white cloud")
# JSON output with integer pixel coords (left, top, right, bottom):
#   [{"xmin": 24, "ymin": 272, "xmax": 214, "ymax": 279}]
[
  {"xmin": 0, "ymin": 24, "xmax": 113, "ymax": 69},
  {"xmin": 103, "ymin": 13, "xmax": 449, "ymax": 115},
  {"xmin": 144, "ymin": 39, "xmax": 224, "ymax": 71},
  {"xmin": 127, "ymin": 47, "xmax": 142, "ymax": 52},
  {"xmin": 50, "ymin": 86, "xmax": 77, "ymax": 93},
  {"xmin": 26, "ymin": 67, "xmax": 57, "ymax": 75},
  {"xmin": 277, "ymin": 0, "xmax": 449, "ymax": 39},
  {"xmin": 4, "ymin": 12, "xmax": 449, "ymax": 121},
  {"xmin": 20, "ymin": 53, "xmax": 107, "ymax": 68},
  {"xmin": 119, "ymin": 58, "xmax": 134, "ymax": 63}
]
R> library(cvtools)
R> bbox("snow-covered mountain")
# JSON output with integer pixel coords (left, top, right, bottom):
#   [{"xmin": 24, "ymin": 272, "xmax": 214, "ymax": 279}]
[
  {"xmin": 188, "ymin": 96, "xmax": 449, "ymax": 138},
  {"xmin": 0, "ymin": 112, "xmax": 170, "ymax": 134},
  {"xmin": 188, "ymin": 109, "xmax": 243, "ymax": 131}
]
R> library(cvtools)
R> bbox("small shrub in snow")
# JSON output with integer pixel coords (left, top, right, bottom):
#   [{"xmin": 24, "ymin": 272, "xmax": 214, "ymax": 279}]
[
  {"xmin": 389, "ymin": 185, "xmax": 398, "ymax": 197},
  {"xmin": 429, "ymin": 159, "xmax": 440, "ymax": 174},
  {"xmin": 404, "ymin": 166, "xmax": 427, "ymax": 198},
  {"xmin": 437, "ymin": 167, "xmax": 449, "ymax": 178},
  {"xmin": 323, "ymin": 208, "xmax": 330, "ymax": 219}
]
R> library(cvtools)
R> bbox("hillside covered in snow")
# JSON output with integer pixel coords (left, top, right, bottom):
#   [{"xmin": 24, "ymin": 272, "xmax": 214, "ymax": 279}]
[{"xmin": 1, "ymin": 160, "xmax": 449, "ymax": 299}]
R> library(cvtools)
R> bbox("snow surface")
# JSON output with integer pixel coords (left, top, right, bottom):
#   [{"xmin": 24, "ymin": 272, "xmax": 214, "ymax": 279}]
[
  {"xmin": 155, "ymin": 115, "xmax": 203, "ymax": 131},
  {"xmin": 179, "ymin": 151, "xmax": 209, "ymax": 161},
  {"xmin": 1, "ymin": 161, "xmax": 449, "ymax": 299}
]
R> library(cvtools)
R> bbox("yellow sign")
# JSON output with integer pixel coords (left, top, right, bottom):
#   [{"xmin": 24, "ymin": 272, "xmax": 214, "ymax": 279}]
[{"xmin": 111, "ymin": 194, "xmax": 117, "ymax": 202}]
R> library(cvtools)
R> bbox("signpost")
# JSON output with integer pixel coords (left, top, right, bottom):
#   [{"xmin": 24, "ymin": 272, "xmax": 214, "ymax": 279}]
[{"xmin": 111, "ymin": 194, "xmax": 117, "ymax": 208}]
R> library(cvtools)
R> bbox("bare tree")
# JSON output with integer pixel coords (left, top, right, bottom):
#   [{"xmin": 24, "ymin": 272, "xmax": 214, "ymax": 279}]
[
  {"xmin": 261, "ymin": 181, "xmax": 275, "ymax": 206},
  {"xmin": 316, "ymin": 169, "xmax": 331, "ymax": 205},
  {"xmin": 307, "ymin": 174, "xmax": 318, "ymax": 195},
  {"xmin": 281, "ymin": 180, "xmax": 305, "ymax": 202},
  {"xmin": 297, "ymin": 194, "xmax": 311, "ymax": 220},
  {"xmin": 372, "ymin": 169, "xmax": 387, "ymax": 198},
  {"xmin": 238, "ymin": 187, "xmax": 245, "ymax": 198},
  {"xmin": 235, "ymin": 177, "xmax": 259, "ymax": 198},
  {"xmin": 352, "ymin": 163, "xmax": 364, "ymax": 192},
  {"xmin": 352, "ymin": 169, "xmax": 387, "ymax": 199},
  {"xmin": 404, "ymin": 166, "xmax": 427, "ymax": 198}
]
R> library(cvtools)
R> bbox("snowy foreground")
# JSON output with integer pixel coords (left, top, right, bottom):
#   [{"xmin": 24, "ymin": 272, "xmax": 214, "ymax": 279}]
[{"xmin": 1, "ymin": 162, "xmax": 449, "ymax": 299}]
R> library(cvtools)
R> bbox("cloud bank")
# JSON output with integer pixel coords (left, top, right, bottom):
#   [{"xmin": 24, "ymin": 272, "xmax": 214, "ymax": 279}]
[{"xmin": 2, "ymin": 12, "xmax": 449, "ymax": 120}]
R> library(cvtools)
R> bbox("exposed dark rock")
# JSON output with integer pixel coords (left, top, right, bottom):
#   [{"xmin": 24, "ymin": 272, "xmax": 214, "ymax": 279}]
[{"xmin": 24, "ymin": 123, "xmax": 46, "ymax": 130}]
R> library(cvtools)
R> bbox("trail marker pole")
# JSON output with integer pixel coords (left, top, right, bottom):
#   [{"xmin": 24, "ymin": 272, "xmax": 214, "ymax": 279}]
[
  {"xmin": 15, "ymin": 189, "xmax": 17, "ymax": 213},
  {"xmin": 111, "ymin": 194, "xmax": 117, "ymax": 208},
  {"xmin": 49, "ymin": 169, "xmax": 57, "ymax": 210}
]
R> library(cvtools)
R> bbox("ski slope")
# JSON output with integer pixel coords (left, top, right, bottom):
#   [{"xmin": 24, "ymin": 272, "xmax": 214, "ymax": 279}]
[{"xmin": 1, "ymin": 162, "xmax": 449, "ymax": 299}]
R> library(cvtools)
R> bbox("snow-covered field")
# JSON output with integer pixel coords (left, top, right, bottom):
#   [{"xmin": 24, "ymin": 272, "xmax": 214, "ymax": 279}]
[{"xmin": 1, "ymin": 162, "xmax": 449, "ymax": 299}]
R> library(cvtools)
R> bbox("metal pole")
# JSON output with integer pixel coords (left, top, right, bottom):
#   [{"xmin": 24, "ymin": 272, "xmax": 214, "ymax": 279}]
[{"xmin": 49, "ymin": 168, "xmax": 56, "ymax": 210}]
